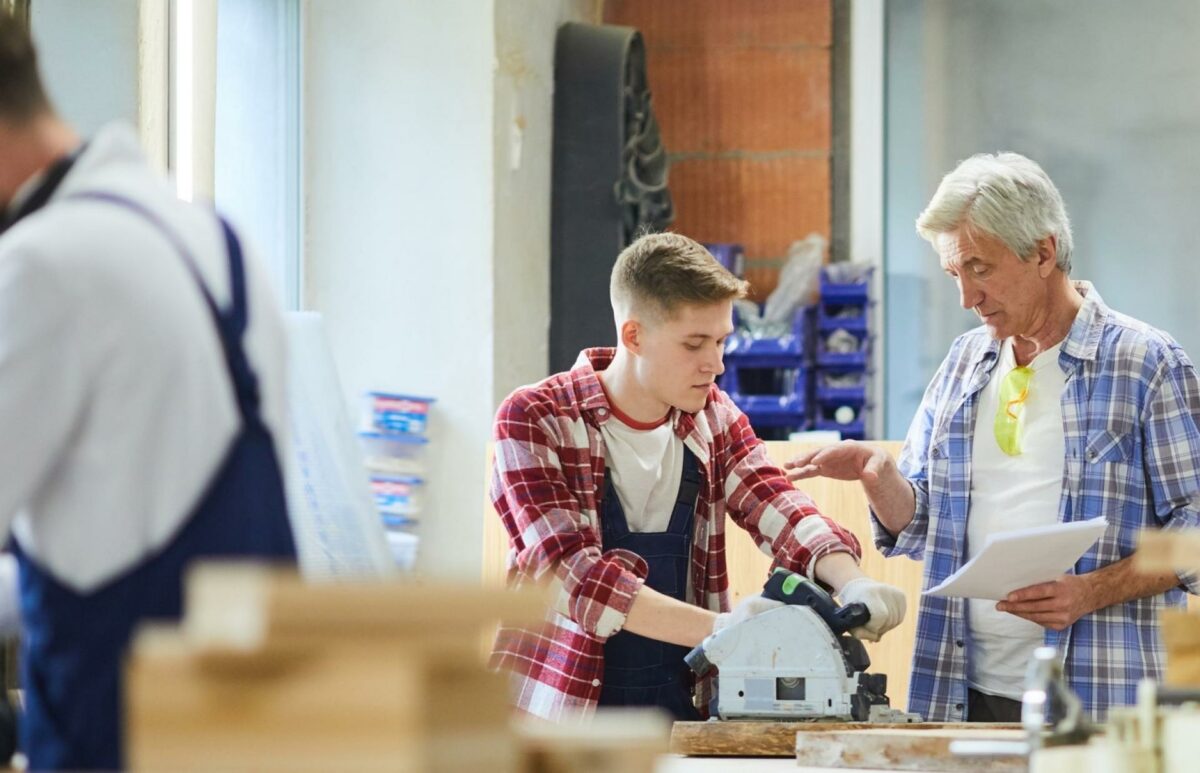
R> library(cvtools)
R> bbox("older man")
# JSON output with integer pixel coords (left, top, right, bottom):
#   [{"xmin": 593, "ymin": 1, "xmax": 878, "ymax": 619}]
[{"xmin": 786, "ymin": 152, "xmax": 1200, "ymax": 723}]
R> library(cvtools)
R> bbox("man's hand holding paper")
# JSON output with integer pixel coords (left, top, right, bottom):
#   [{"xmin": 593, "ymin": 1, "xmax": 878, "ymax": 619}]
[{"xmin": 995, "ymin": 574, "xmax": 1096, "ymax": 631}]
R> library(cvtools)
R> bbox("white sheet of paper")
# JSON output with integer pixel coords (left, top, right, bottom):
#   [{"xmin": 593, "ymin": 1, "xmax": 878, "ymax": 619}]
[{"xmin": 922, "ymin": 517, "xmax": 1108, "ymax": 600}]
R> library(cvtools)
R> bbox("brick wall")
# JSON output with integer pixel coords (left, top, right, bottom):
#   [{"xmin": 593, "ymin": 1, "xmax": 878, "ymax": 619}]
[{"xmin": 603, "ymin": 0, "xmax": 831, "ymax": 301}]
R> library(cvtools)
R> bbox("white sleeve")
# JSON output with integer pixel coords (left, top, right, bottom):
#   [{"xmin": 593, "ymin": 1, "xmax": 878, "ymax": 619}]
[
  {"xmin": 0, "ymin": 246, "xmax": 85, "ymax": 532},
  {"xmin": 0, "ymin": 554, "xmax": 20, "ymax": 636}
]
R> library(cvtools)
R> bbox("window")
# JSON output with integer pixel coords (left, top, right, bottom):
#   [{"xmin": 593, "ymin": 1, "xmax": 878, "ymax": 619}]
[{"xmin": 212, "ymin": 0, "xmax": 302, "ymax": 309}]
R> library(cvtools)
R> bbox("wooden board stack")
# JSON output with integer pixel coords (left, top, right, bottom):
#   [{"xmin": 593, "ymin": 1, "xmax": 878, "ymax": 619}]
[{"xmin": 126, "ymin": 563, "xmax": 546, "ymax": 772}]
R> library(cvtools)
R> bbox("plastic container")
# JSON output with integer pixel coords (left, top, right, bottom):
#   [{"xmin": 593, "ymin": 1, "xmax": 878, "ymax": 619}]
[
  {"xmin": 724, "ymin": 306, "xmax": 815, "ymax": 366},
  {"xmin": 381, "ymin": 513, "xmax": 418, "ymax": 531},
  {"xmin": 361, "ymin": 392, "xmax": 435, "ymax": 435},
  {"xmin": 817, "ymin": 303, "xmax": 870, "ymax": 334},
  {"xmin": 814, "ymin": 404, "xmax": 869, "ymax": 441},
  {"xmin": 813, "ymin": 418, "xmax": 865, "ymax": 441},
  {"xmin": 819, "ymin": 264, "xmax": 874, "ymax": 304},
  {"xmin": 369, "ymin": 474, "xmax": 424, "ymax": 517},
  {"xmin": 815, "ymin": 370, "xmax": 869, "ymax": 405},
  {"xmin": 358, "ymin": 431, "xmax": 428, "ymax": 475},
  {"xmin": 816, "ymin": 330, "xmax": 871, "ymax": 369},
  {"xmin": 386, "ymin": 530, "xmax": 419, "ymax": 572},
  {"xmin": 737, "ymin": 406, "xmax": 811, "ymax": 429},
  {"xmin": 725, "ymin": 365, "xmax": 811, "ymax": 438},
  {"xmin": 723, "ymin": 365, "xmax": 810, "ymax": 415},
  {"xmin": 704, "ymin": 242, "xmax": 745, "ymax": 277}
]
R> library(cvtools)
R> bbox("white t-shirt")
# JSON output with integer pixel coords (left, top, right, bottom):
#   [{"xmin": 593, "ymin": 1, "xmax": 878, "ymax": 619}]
[
  {"xmin": 598, "ymin": 401, "xmax": 685, "ymax": 534},
  {"xmin": 967, "ymin": 339, "xmax": 1067, "ymax": 700}
]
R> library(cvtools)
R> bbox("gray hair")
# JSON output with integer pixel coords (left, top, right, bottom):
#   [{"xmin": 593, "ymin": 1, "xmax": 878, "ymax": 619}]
[{"xmin": 916, "ymin": 152, "xmax": 1074, "ymax": 273}]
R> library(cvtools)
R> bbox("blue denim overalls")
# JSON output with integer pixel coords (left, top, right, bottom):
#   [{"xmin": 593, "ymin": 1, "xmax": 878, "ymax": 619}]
[
  {"xmin": 11, "ymin": 190, "xmax": 297, "ymax": 770},
  {"xmin": 597, "ymin": 446, "xmax": 702, "ymax": 720}
]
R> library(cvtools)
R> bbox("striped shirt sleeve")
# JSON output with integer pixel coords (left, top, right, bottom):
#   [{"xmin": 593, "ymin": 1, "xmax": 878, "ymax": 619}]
[
  {"xmin": 1140, "ymin": 350, "xmax": 1200, "ymax": 593},
  {"xmin": 716, "ymin": 391, "xmax": 862, "ymax": 581},
  {"xmin": 491, "ymin": 390, "xmax": 647, "ymax": 638}
]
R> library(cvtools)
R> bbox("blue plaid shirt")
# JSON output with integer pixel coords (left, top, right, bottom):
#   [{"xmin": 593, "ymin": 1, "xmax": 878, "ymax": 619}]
[{"xmin": 874, "ymin": 282, "xmax": 1200, "ymax": 722}]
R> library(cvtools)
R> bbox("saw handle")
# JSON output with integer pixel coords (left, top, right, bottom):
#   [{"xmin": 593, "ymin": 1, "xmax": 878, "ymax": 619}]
[
  {"xmin": 762, "ymin": 569, "xmax": 870, "ymax": 636},
  {"xmin": 684, "ymin": 643, "xmax": 714, "ymax": 678}
]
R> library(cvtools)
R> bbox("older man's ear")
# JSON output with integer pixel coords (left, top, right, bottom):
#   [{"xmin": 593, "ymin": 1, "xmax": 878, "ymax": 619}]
[{"xmin": 1035, "ymin": 234, "xmax": 1058, "ymax": 276}]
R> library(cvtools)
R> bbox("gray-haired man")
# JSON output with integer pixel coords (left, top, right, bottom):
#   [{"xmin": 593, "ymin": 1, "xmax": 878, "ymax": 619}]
[{"xmin": 786, "ymin": 152, "xmax": 1200, "ymax": 723}]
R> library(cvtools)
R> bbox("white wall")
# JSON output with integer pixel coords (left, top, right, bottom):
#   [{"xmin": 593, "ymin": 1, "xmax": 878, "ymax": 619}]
[
  {"xmin": 884, "ymin": 0, "xmax": 1200, "ymax": 437},
  {"xmin": 31, "ymin": 0, "xmax": 139, "ymax": 134},
  {"xmin": 304, "ymin": 1, "xmax": 596, "ymax": 577},
  {"xmin": 304, "ymin": 0, "xmax": 497, "ymax": 577},
  {"xmin": 492, "ymin": 0, "xmax": 600, "ymax": 405}
]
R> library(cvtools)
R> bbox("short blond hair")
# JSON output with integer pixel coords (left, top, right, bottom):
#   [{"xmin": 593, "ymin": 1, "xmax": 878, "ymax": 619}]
[{"xmin": 610, "ymin": 232, "xmax": 749, "ymax": 321}]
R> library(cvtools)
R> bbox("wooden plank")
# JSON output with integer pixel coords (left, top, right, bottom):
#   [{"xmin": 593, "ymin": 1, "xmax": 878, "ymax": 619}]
[
  {"xmin": 1137, "ymin": 530, "xmax": 1200, "ymax": 572},
  {"xmin": 183, "ymin": 563, "xmax": 548, "ymax": 655},
  {"xmin": 128, "ymin": 634, "xmax": 522, "ymax": 772},
  {"xmin": 1163, "ymin": 609, "xmax": 1200, "ymax": 687},
  {"xmin": 794, "ymin": 727, "xmax": 1026, "ymax": 771},
  {"xmin": 671, "ymin": 720, "xmax": 798, "ymax": 757},
  {"xmin": 128, "ymin": 566, "xmax": 537, "ymax": 772},
  {"xmin": 670, "ymin": 721, "xmax": 1020, "ymax": 757},
  {"xmin": 518, "ymin": 710, "xmax": 671, "ymax": 773},
  {"xmin": 1134, "ymin": 532, "xmax": 1200, "ymax": 614}
]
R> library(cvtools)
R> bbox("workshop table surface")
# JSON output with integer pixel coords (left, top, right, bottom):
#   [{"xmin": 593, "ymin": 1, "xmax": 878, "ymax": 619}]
[{"xmin": 657, "ymin": 756, "xmax": 890, "ymax": 772}]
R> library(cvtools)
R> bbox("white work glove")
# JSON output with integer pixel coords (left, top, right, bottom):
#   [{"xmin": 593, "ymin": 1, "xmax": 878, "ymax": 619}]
[
  {"xmin": 712, "ymin": 595, "xmax": 784, "ymax": 634},
  {"xmin": 837, "ymin": 577, "xmax": 906, "ymax": 642}
]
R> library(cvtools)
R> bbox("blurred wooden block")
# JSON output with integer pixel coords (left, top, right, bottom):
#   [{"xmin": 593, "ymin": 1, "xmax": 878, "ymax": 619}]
[
  {"xmin": 670, "ymin": 721, "xmax": 1018, "ymax": 757},
  {"xmin": 517, "ymin": 709, "xmax": 671, "ymax": 773},
  {"xmin": 127, "ymin": 563, "xmax": 547, "ymax": 772},
  {"xmin": 1137, "ymin": 530, "xmax": 1200, "ymax": 573},
  {"xmin": 1163, "ymin": 609, "xmax": 1200, "ymax": 687},
  {"xmin": 794, "ymin": 727, "xmax": 1026, "ymax": 771},
  {"xmin": 184, "ymin": 563, "xmax": 547, "ymax": 655}
]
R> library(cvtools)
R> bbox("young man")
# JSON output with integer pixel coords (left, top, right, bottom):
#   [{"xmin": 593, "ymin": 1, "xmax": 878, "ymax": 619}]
[
  {"xmin": 490, "ymin": 232, "xmax": 906, "ymax": 720},
  {"xmin": 0, "ymin": 14, "xmax": 296, "ymax": 769}
]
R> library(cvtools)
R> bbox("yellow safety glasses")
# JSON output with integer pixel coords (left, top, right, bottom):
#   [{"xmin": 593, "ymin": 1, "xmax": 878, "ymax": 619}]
[{"xmin": 994, "ymin": 365, "xmax": 1033, "ymax": 456}]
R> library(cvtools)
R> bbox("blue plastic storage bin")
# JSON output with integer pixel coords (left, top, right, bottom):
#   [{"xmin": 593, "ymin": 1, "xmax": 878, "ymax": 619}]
[
  {"xmin": 705, "ymin": 242, "xmax": 746, "ymax": 277},
  {"xmin": 816, "ymin": 331, "xmax": 871, "ymax": 369},
  {"xmin": 723, "ymin": 361, "xmax": 813, "ymax": 440},
  {"xmin": 724, "ymin": 365, "xmax": 809, "ymax": 413},
  {"xmin": 819, "ymin": 265, "xmax": 874, "ymax": 304},
  {"xmin": 814, "ymin": 402, "xmax": 869, "ymax": 440},
  {"xmin": 815, "ymin": 370, "xmax": 869, "ymax": 405},
  {"xmin": 814, "ymin": 417, "xmax": 865, "ymax": 440},
  {"xmin": 739, "ymin": 408, "xmax": 812, "ymax": 429},
  {"xmin": 724, "ymin": 305, "xmax": 815, "ymax": 366},
  {"xmin": 817, "ymin": 303, "xmax": 870, "ymax": 334}
]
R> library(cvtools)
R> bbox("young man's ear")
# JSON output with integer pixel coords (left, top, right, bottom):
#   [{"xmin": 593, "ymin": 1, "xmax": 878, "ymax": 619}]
[{"xmin": 620, "ymin": 318, "xmax": 643, "ymax": 354}]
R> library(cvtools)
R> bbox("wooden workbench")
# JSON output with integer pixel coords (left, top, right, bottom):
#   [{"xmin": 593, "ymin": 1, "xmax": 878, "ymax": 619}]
[
  {"xmin": 658, "ymin": 757, "xmax": 1006, "ymax": 773},
  {"xmin": 658, "ymin": 759, "xmax": 862, "ymax": 772}
]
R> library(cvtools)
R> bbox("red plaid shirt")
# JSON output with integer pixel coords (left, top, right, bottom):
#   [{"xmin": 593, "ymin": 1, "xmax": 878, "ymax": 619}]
[{"xmin": 489, "ymin": 348, "xmax": 862, "ymax": 719}]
